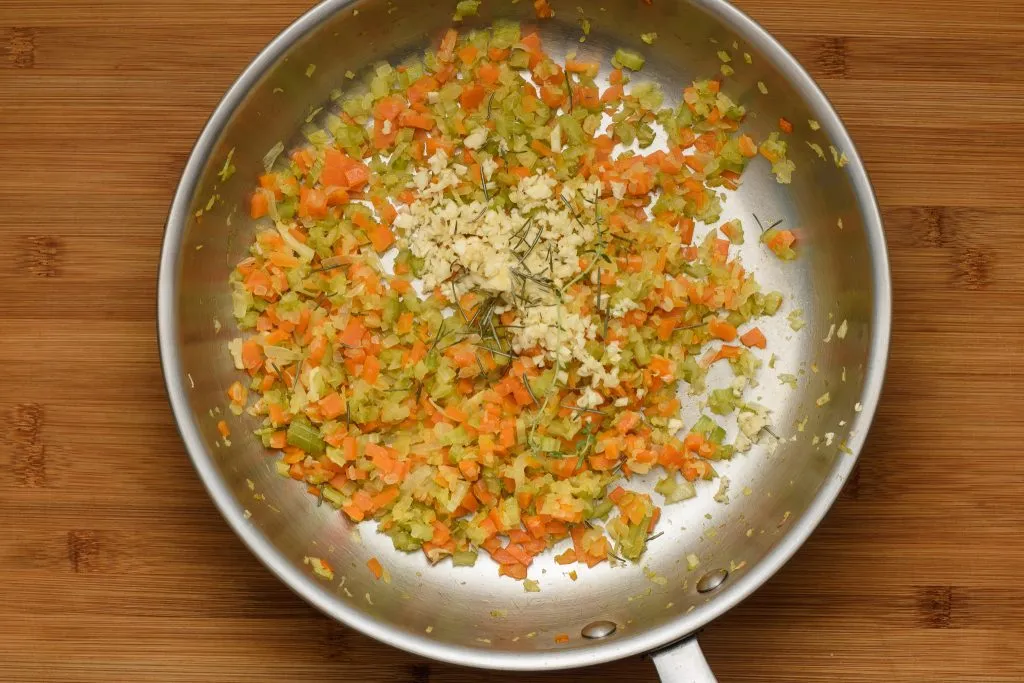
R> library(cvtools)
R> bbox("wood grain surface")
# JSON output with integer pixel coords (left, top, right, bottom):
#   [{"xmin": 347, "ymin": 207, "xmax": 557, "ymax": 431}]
[{"xmin": 2, "ymin": 1, "xmax": 1023, "ymax": 681}]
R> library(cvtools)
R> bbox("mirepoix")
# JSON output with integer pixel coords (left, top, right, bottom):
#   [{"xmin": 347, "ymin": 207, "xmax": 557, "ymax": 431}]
[{"xmin": 227, "ymin": 20, "xmax": 797, "ymax": 583}]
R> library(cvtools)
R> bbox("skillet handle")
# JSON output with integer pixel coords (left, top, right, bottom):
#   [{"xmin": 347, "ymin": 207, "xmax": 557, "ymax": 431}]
[{"xmin": 651, "ymin": 637, "xmax": 717, "ymax": 683}]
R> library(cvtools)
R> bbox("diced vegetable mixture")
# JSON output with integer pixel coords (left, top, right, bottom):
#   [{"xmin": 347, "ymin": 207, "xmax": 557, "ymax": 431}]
[{"xmin": 227, "ymin": 22, "xmax": 795, "ymax": 581}]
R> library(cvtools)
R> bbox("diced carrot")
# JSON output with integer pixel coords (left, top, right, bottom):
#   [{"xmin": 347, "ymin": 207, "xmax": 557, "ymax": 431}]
[
  {"xmin": 353, "ymin": 490, "xmax": 374, "ymax": 511},
  {"xmin": 408, "ymin": 339, "xmax": 427, "ymax": 364},
  {"xmin": 768, "ymin": 229, "xmax": 796, "ymax": 252},
  {"xmin": 320, "ymin": 150, "xmax": 348, "ymax": 181},
  {"xmin": 373, "ymin": 117, "xmax": 398, "ymax": 150},
  {"xmin": 268, "ymin": 251, "xmax": 299, "ymax": 268},
  {"xmin": 713, "ymin": 345, "xmax": 743, "ymax": 363},
  {"xmin": 399, "ymin": 111, "xmax": 435, "ymax": 130},
  {"xmin": 540, "ymin": 84, "xmax": 565, "ymax": 108},
  {"xmin": 328, "ymin": 187, "xmax": 352, "ymax": 209},
  {"xmin": 444, "ymin": 404, "xmax": 468, "ymax": 423},
  {"xmin": 299, "ymin": 187, "xmax": 327, "ymax": 218},
  {"xmin": 291, "ymin": 148, "xmax": 313, "ymax": 172},
  {"xmin": 269, "ymin": 431, "xmax": 287, "ymax": 449},
  {"xmin": 555, "ymin": 548, "xmax": 577, "ymax": 565},
  {"xmin": 227, "ymin": 381, "xmax": 247, "ymax": 404},
  {"xmin": 264, "ymin": 328, "xmax": 289, "ymax": 346},
  {"xmin": 363, "ymin": 355, "xmax": 381, "ymax": 384},
  {"xmin": 250, "ymin": 192, "xmax": 269, "ymax": 219},
  {"xmin": 449, "ymin": 345, "xmax": 477, "ymax": 368},
  {"xmin": 499, "ymin": 562, "xmax": 529, "ymax": 580},
  {"xmin": 533, "ymin": 0, "xmax": 554, "ymax": 19},
  {"xmin": 458, "ymin": 459, "xmax": 480, "ymax": 481},
  {"xmin": 684, "ymin": 155, "xmax": 706, "ymax": 172},
  {"xmin": 216, "ymin": 420, "xmax": 230, "ymax": 438},
  {"xmin": 458, "ymin": 45, "xmax": 479, "ymax": 65},
  {"xmin": 616, "ymin": 412, "xmax": 641, "ymax": 434},
  {"xmin": 342, "ymin": 436, "xmax": 358, "ymax": 461},
  {"xmin": 738, "ymin": 134, "xmax": 758, "ymax": 158},
  {"xmin": 477, "ymin": 61, "xmax": 501, "ymax": 85},
  {"xmin": 369, "ymin": 224, "xmax": 395, "ymax": 253},
  {"xmin": 574, "ymin": 85, "xmax": 600, "ymax": 109},
  {"xmin": 342, "ymin": 504, "xmax": 365, "ymax": 522},
  {"xmin": 339, "ymin": 317, "xmax": 366, "ymax": 347},
  {"xmin": 396, "ymin": 311, "xmax": 414, "ymax": 334},
  {"xmin": 344, "ymin": 163, "xmax": 370, "ymax": 190},
  {"xmin": 499, "ymin": 419, "xmax": 516, "ymax": 448},
  {"xmin": 601, "ymin": 83, "xmax": 624, "ymax": 103},
  {"xmin": 779, "ymin": 117, "xmax": 793, "ymax": 134},
  {"xmin": 373, "ymin": 486, "xmax": 400, "ymax": 508},
  {"xmin": 367, "ymin": 557, "xmax": 384, "ymax": 580},
  {"xmin": 740, "ymin": 327, "xmax": 767, "ymax": 349},
  {"xmin": 648, "ymin": 355, "xmax": 672, "ymax": 377},
  {"xmin": 622, "ymin": 253, "xmax": 643, "ymax": 273},
  {"xmin": 520, "ymin": 32, "xmax": 542, "ymax": 54},
  {"xmin": 708, "ymin": 318, "xmax": 738, "ymax": 342},
  {"xmin": 264, "ymin": 400, "xmax": 286, "ymax": 425},
  {"xmin": 259, "ymin": 173, "xmax": 283, "ymax": 199},
  {"xmin": 679, "ymin": 216, "xmax": 695, "ymax": 244},
  {"xmin": 241, "ymin": 340, "xmax": 263, "ymax": 373},
  {"xmin": 694, "ymin": 132, "xmax": 719, "ymax": 154},
  {"xmin": 438, "ymin": 29, "xmax": 459, "ymax": 62},
  {"xmin": 374, "ymin": 96, "xmax": 406, "ymax": 121},
  {"xmin": 318, "ymin": 392, "xmax": 347, "ymax": 420},
  {"xmin": 459, "ymin": 83, "xmax": 487, "ymax": 111}
]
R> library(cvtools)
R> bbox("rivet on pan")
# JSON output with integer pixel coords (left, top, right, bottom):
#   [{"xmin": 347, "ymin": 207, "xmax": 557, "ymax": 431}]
[
  {"xmin": 696, "ymin": 568, "xmax": 729, "ymax": 593},
  {"xmin": 581, "ymin": 620, "xmax": 618, "ymax": 639}
]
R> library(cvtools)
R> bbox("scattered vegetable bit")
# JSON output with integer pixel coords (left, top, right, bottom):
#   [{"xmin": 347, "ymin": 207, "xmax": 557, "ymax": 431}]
[
  {"xmin": 612, "ymin": 48, "xmax": 646, "ymax": 71},
  {"xmin": 218, "ymin": 148, "xmax": 236, "ymax": 182},
  {"xmin": 762, "ymin": 227, "xmax": 797, "ymax": 260},
  {"xmin": 788, "ymin": 309, "xmax": 806, "ymax": 331},
  {"xmin": 453, "ymin": 0, "xmax": 480, "ymax": 21},
  {"xmin": 829, "ymin": 145, "xmax": 849, "ymax": 168},
  {"xmin": 304, "ymin": 556, "xmax": 334, "ymax": 580},
  {"xmin": 367, "ymin": 557, "xmax": 384, "ymax": 580}
]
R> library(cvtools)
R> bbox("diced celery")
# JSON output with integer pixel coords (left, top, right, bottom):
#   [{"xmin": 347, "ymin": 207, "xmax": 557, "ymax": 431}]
[
  {"xmin": 452, "ymin": 550, "xmax": 479, "ymax": 567},
  {"xmin": 612, "ymin": 48, "xmax": 646, "ymax": 71},
  {"xmin": 453, "ymin": 0, "xmax": 480, "ymax": 21},
  {"xmin": 321, "ymin": 486, "xmax": 346, "ymax": 507},
  {"xmin": 708, "ymin": 388, "xmax": 737, "ymax": 415},
  {"xmin": 763, "ymin": 291, "xmax": 784, "ymax": 315},
  {"xmin": 287, "ymin": 420, "xmax": 325, "ymax": 455},
  {"xmin": 655, "ymin": 474, "xmax": 697, "ymax": 504}
]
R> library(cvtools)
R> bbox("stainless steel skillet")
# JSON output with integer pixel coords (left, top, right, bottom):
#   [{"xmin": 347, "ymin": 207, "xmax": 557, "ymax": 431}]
[{"xmin": 157, "ymin": 0, "xmax": 891, "ymax": 679}]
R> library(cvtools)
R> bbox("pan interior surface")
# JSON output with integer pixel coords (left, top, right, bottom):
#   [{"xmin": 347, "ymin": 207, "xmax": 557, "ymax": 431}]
[{"xmin": 159, "ymin": 0, "xmax": 889, "ymax": 670}]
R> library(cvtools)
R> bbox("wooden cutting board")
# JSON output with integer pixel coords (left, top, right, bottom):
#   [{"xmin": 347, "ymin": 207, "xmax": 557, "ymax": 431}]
[{"xmin": 2, "ymin": 0, "xmax": 1023, "ymax": 680}]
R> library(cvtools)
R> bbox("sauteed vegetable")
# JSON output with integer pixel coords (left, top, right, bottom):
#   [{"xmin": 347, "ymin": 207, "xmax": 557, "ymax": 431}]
[{"xmin": 227, "ymin": 22, "xmax": 794, "ymax": 581}]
